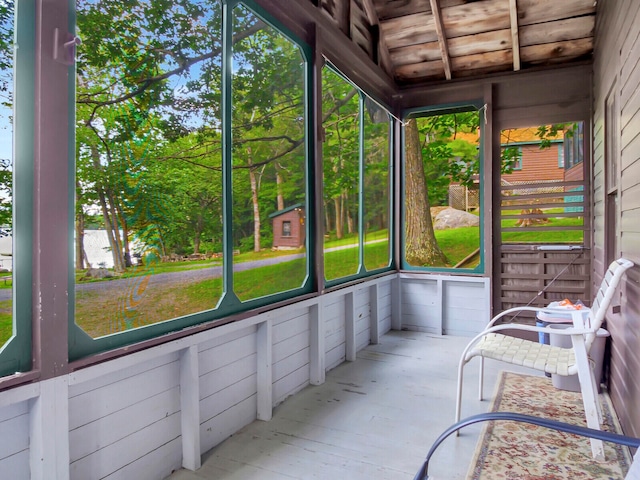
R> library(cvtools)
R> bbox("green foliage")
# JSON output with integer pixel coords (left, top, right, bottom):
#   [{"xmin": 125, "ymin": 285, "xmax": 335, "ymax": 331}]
[{"xmin": 415, "ymin": 111, "xmax": 480, "ymax": 206}]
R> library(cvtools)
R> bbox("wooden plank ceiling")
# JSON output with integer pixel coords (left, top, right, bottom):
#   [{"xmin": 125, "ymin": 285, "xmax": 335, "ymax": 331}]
[{"xmin": 314, "ymin": 0, "xmax": 596, "ymax": 85}]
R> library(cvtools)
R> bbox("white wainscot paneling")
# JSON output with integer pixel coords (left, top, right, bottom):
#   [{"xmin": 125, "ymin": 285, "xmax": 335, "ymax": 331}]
[
  {"xmin": 0, "ymin": 401, "xmax": 30, "ymax": 479},
  {"xmin": 442, "ymin": 279, "xmax": 491, "ymax": 336},
  {"xmin": 0, "ymin": 275, "xmax": 397, "ymax": 480},
  {"xmin": 198, "ymin": 326, "xmax": 259, "ymax": 453},
  {"xmin": 400, "ymin": 274, "xmax": 490, "ymax": 336},
  {"xmin": 323, "ymin": 294, "xmax": 347, "ymax": 370},
  {"xmin": 377, "ymin": 280, "xmax": 393, "ymax": 334},
  {"xmin": 354, "ymin": 286, "xmax": 372, "ymax": 350},
  {"xmin": 400, "ymin": 276, "xmax": 442, "ymax": 334},
  {"xmin": 68, "ymin": 353, "xmax": 182, "ymax": 480},
  {"xmin": 272, "ymin": 305, "xmax": 311, "ymax": 405}
]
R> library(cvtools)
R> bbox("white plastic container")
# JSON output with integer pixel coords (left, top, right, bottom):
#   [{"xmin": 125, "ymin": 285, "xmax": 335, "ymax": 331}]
[{"xmin": 548, "ymin": 323, "xmax": 609, "ymax": 392}]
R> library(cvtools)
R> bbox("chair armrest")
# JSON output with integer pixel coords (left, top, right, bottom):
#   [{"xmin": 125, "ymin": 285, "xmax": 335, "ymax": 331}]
[
  {"xmin": 487, "ymin": 306, "xmax": 550, "ymax": 328},
  {"xmin": 413, "ymin": 412, "xmax": 640, "ymax": 480}
]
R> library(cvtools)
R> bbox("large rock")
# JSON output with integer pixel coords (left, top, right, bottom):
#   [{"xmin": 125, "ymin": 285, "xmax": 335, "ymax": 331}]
[{"xmin": 434, "ymin": 207, "xmax": 479, "ymax": 230}]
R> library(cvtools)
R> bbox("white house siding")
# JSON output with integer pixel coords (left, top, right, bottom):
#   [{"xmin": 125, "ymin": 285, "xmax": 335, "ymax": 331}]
[{"xmin": 593, "ymin": 0, "xmax": 640, "ymax": 438}]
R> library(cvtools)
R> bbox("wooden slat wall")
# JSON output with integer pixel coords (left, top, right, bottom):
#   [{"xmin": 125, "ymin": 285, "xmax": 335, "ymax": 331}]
[
  {"xmin": 498, "ymin": 248, "xmax": 590, "ymax": 323},
  {"xmin": 593, "ymin": 0, "xmax": 640, "ymax": 438}
]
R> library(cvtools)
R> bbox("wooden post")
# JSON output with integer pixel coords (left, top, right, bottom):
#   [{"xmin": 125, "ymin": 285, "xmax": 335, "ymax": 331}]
[
  {"xmin": 30, "ymin": 377, "xmax": 69, "ymax": 480},
  {"xmin": 345, "ymin": 291, "xmax": 356, "ymax": 361},
  {"xmin": 309, "ymin": 301, "xmax": 326, "ymax": 385},
  {"xmin": 256, "ymin": 319, "xmax": 273, "ymax": 421},
  {"xmin": 179, "ymin": 346, "xmax": 201, "ymax": 470}
]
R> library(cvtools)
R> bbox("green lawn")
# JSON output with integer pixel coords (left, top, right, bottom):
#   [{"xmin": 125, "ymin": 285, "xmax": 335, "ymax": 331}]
[{"xmin": 0, "ymin": 217, "xmax": 585, "ymax": 344}]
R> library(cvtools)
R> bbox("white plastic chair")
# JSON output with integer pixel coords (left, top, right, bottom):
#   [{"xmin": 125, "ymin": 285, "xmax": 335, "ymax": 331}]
[{"xmin": 455, "ymin": 258, "xmax": 634, "ymax": 461}]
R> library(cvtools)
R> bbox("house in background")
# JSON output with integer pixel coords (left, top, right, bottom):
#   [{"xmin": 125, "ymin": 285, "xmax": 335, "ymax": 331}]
[{"xmin": 269, "ymin": 203, "xmax": 305, "ymax": 249}]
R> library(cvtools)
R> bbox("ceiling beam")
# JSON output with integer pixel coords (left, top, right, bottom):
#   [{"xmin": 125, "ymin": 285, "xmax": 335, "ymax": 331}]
[
  {"xmin": 509, "ymin": 0, "xmax": 521, "ymax": 71},
  {"xmin": 429, "ymin": 0, "xmax": 452, "ymax": 80},
  {"xmin": 360, "ymin": 0, "xmax": 394, "ymax": 78}
]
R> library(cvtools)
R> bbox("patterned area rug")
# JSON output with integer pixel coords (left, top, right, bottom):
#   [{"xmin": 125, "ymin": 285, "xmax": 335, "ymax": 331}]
[{"xmin": 468, "ymin": 371, "xmax": 632, "ymax": 479}]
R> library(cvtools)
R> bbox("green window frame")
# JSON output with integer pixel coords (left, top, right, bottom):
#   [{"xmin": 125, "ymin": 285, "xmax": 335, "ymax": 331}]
[
  {"xmin": 321, "ymin": 65, "xmax": 394, "ymax": 289},
  {"xmin": 0, "ymin": 1, "xmax": 34, "ymax": 378},
  {"xmin": 68, "ymin": 0, "xmax": 315, "ymax": 361},
  {"xmin": 401, "ymin": 102, "xmax": 485, "ymax": 274}
]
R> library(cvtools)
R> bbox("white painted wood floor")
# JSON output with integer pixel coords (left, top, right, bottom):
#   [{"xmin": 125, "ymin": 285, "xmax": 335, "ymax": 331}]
[{"xmin": 167, "ymin": 331, "xmax": 532, "ymax": 480}]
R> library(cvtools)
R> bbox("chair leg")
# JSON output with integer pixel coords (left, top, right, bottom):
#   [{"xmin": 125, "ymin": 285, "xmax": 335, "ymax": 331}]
[
  {"xmin": 455, "ymin": 357, "xmax": 466, "ymax": 431},
  {"xmin": 478, "ymin": 357, "xmax": 485, "ymax": 401},
  {"xmin": 574, "ymin": 337, "xmax": 605, "ymax": 461}
]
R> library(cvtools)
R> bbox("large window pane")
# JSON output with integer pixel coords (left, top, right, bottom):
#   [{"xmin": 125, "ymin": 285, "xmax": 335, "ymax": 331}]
[
  {"xmin": 322, "ymin": 68, "xmax": 360, "ymax": 281},
  {"xmin": 363, "ymin": 101, "xmax": 391, "ymax": 271},
  {"xmin": 231, "ymin": 5, "xmax": 307, "ymax": 302},
  {"xmin": 74, "ymin": 0, "xmax": 223, "ymax": 338},
  {"xmin": 0, "ymin": 2, "xmax": 12, "ymax": 349},
  {"xmin": 404, "ymin": 110, "xmax": 481, "ymax": 269}
]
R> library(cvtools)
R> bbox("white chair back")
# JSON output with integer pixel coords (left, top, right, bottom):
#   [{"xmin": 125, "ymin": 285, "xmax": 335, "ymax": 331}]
[{"xmin": 585, "ymin": 258, "xmax": 634, "ymax": 350}]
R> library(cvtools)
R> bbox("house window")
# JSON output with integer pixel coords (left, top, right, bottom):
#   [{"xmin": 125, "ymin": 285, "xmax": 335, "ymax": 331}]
[
  {"xmin": 282, "ymin": 221, "xmax": 291, "ymax": 237},
  {"xmin": 403, "ymin": 107, "xmax": 483, "ymax": 272},
  {"xmin": 558, "ymin": 144, "xmax": 565, "ymax": 168},
  {"xmin": 513, "ymin": 147, "xmax": 523, "ymax": 170}
]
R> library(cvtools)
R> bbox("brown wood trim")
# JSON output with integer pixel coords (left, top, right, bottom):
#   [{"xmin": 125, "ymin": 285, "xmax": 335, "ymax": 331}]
[
  {"xmin": 429, "ymin": 0, "xmax": 452, "ymax": 80},
  {"xmin": 0, "ymin": 370, "xmax": 41, "ymax": 393},
  {"xmin": 508, "ymin": 0, "xmax": 521, "ymax": 71},
  {"xmin": 253, "ymin": 0, "xmax": 396, "ymax": 105}
]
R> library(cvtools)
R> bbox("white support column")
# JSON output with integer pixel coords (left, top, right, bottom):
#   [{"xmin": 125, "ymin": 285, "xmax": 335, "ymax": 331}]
[
  {"xmin": 256, "ymin": 318, "xmax": 273, "ymax": 421},
  {"xmin": 179, "ymin": 345, "xmax": 201, "ymax": 471},
  {"xmin": 370, "ymin": 283, "xmax": 380, "ymax": 344},
  {"xmin": 309, "ymin": 301, "xmax": 325, "ymax": 385},
  {"xmin": 30, "ymin": 376, "xmax": 70, "ymax": 480},
  {"xmin": 345, "ymin": 291, "xmax": 356, "ymax": 361},
  {"xmin": 391, "ymin": 275, "xmax": 402, "ymax": 330}
]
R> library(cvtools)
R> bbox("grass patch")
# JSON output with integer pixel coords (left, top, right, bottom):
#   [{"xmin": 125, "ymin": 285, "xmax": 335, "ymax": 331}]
[
  {"xmin": 0, "ymin": 301, "xmax": 12, "ymax": 346},
  {"xmin": 434, "ymin": 227, "xmax": 480, "ymax": 266}
]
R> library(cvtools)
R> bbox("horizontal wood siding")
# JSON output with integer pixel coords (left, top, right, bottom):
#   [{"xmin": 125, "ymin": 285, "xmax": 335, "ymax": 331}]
[
  {"xmin": 199, "ymin": 326, "xmax": 258, "ymax": 453},
  {"xmin": 504, "ymin": 144, "xmax": 564, "ymax": 183},
  {"xmin": 442, "ymin": 280, "xmax": 491, "ymax": 336},
  {"xmin": 68, "ymin": 354, "xmax": 182, "ymax": 480},
  {"xmin": 400, "ymin": 277, "xmax": 441, "ymax": 334},
  {"xmin": 593, "ymin": 0, "xmax": 640, "ymax": 437},
  {"xmin": 272, "ymin": 306, "xmax": 311, "ymax": 406},
  {"xmin": 355, "ymin": 286, "xmax": 372, "ymax": 350},
  {"xmin": 0, "ymin": 275, "xmax": 395, "ymax": 478},
  {"xmin": 399, "ymin": 274, "xmax": 490, "ymax": 336},
  {"xmin": 377, "ymin": 280, "xmax": 392, "ymax": 333},
  {"xmin": 324, "ymin": 294, "xmax": 347, "ymax": 370},
  {"xmin": 0, "ymin": 401, "xmax": 29, "ymax": 478}
]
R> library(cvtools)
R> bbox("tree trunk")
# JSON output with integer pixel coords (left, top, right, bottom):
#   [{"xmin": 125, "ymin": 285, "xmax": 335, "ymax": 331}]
[
  {"xmin": 75, "ymin": 206, "xmax": 86, "ymax": 270},
  {"xmin": 334, "ymin": 196, "xmax": 343, "ymax": 239},
  {"xmin": 276, "ymin": 164, "xmax": 285, "ymax": 211},
  {"xmin": 116, "ymin": 202, "xmax": 132, "ymax": 267},
  {"xmin": 248, "ymin": 149, "xmax": 261, "ymax": 252},
  {"xmin": 404, "ymin": 118, "xmax": 448, "ymax": 267},
  {"xmin": 324, "ymin": 201, "xmax": 331, "ymax": 233},
  {"xmin": 193, "ymin": 213, "xmax": 203, "ymax": 254},
  {"xmin": 91, "ymin": 146, "xmax": 125, "ymax": 272},
  {"xmin": 107, "ymin": 191, "xmax": 126, "ymax": 272}
]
